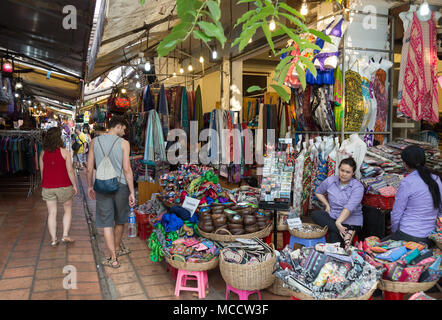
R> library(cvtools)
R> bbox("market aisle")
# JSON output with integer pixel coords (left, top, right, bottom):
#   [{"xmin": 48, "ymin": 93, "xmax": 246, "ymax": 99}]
[
  {"xmin": 0, "ymin": 186, "xmax": 103, "ymax": 300},
  {"xmin": 78, "ymin": 172, "xmax": 286, "ymax": 300}
]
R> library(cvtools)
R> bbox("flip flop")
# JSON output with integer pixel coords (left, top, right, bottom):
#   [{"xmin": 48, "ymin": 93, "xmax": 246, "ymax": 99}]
[
  {"xmin": 61, "ymin": 237, "xmax": 75, "ymax": 244},
  {"xmin": 102, "ymin": 257, "xmax": 120, "ymax": 268},
  {"xmin": 50, "ymin": 240, "xmax": 59, "ymax": 247}
]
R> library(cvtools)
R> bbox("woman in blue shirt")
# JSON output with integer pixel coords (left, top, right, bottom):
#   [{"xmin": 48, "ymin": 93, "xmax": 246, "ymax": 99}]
[{"xmin": 312, "ymin": 157, "xmax": 364, "ymax": 248}]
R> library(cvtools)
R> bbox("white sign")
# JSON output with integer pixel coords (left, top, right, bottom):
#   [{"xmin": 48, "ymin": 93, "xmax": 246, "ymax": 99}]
[
  {"xmin": 182, "ymin": 196, "xmax": 200, "ymax": 217},
  {"xmin": 287, "ymin": 217, "xmax": 303, "ymax": 230}
]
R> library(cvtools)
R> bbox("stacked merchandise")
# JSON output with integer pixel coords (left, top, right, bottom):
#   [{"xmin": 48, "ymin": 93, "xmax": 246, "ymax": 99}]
[
  {"xmin": 428, "ymin": 217, "xmax": 442, "ymax": 249},
  {"xmin": 147, "ymin": 205, "xmax": 199, "ymax": 262},
  {"xmin": 220, "ymin": 238, "xmax": 274, "ymax": 265},
  {"xmin": 274, "ymin": 243, "xmax": 383, "ymax": 299},
  {"xmin": 358, "ymin": 237, "xmax": 442, "ymax": 285},
  {"xmin": 158, "ymin": 164, "xmax": 231, "ymax": 207}
]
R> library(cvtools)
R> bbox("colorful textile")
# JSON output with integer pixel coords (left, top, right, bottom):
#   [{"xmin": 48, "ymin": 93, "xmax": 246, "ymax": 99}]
[
  {"xmin": 344, "ymin": 70, "xmax": 365, "ymax": 132},
  {"xmin": 292, "ymin": 148, "xmax": 306, "ymax": 215},
  {"xmin": 181, "ymin": 87, "xmax": 189, "ymax": 135},
  {"xmin": 194, "ymin": 85, "xmax": 203, "ymax": 134},
  {"xmin": 158, "ymin": 84, "xmax": 169, "ymax": 138},
  {"xmin": 301, "ymin": 150, "xmax": 312, "ymax": 215},
  {"xmin": 373, "ymin": 68, "xmax": 388, "ymax": 144},
  {"xmin": 398, "ymin": 12, "xmax": 439, "ymax": 123}
]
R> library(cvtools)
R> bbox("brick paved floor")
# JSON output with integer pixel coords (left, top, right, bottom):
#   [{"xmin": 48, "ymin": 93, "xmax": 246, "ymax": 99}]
[{"xmin": 0, "ymin": 183, "xmax": 103, "ymax": 300}]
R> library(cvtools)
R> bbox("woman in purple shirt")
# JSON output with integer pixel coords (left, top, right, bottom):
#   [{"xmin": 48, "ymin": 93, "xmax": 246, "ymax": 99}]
[
  {"xmin": 312, "ymin": 157, "xmax": 364, "ymax": 248},
  {"xmin": 383, "ymin": 145, "xmax": 441, "ymax": 245}
]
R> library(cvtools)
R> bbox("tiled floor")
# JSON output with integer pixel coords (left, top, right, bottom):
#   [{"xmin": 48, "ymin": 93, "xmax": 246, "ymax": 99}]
[{"xmin": 0, "ymin": 184, "xmax": 103, "ymax": 300}]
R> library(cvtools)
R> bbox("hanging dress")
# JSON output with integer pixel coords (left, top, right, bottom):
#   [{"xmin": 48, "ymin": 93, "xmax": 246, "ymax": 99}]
[
  {"xmin": 292, "ymin": 148, "xmax": 306, "ymax": 215},
  {"xmin": 398, "ymin": 12, "xmax": 438, "ymax": 123},
  {"xmin": 373, "ymin": 67, "xmax": 388, "ymax": 144},
  {"xmin": 344, "ymin": 70, "xmax": 365, "ymax": 133},
  {"xmin": 181, "ymin": 87, "xmax": 189, "ymax": 135}
]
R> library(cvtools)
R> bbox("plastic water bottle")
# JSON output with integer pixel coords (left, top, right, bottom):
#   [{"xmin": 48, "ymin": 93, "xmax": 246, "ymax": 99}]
[{"xmin": 128, "ymin": 208, "xmax": 137, "ymax": 238}]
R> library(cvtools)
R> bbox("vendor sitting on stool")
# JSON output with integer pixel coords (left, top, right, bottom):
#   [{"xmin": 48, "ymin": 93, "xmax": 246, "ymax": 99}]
[
  {"xmin": 312, "ymin": 157, "xmax": 364, "ymax": 249},
  {"xmin": 382, "ymin": 145, "xmax": 442, "ymax": 246}
]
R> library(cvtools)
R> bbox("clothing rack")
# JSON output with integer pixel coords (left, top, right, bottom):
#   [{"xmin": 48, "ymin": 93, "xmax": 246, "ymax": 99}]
[
  {"xmin": 0, "ymin": 130, "xmax": 42, "ymax": 198},
  {"xmin": 298, "ymin": 8, "xmax": 395, "ymax": 143}
]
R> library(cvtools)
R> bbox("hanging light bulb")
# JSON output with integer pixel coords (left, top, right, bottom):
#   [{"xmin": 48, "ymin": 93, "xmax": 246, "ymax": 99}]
[
  {"xmin": 173, "ymin": 72, "xmax": 177, "ymax": 77},
  {"xmin": 14, "ymin": 93, "xmax": 19, "ymax": 98},
  {"xmin": 269, "ymin": 18, "xmax": 276, "ymax": 31},
  {"xmin": 144, "ymin": 61, "xmax": 151, "ymax": 71},
  {"xmin": 300, "ymin": 1, "xmax": 308, "ymax": 16},
  {"xmin": 135, "ymin": 74, "xmax": 139, "ymax": 79},
  {"xmin": 212, "ymin": 50, "xmax": 218, "ymax": 60},
  {"xmin": 179, "ymin": 67, "xmax": 184, "ymax": 74},
  {"xmin": 15, "ymin": 82, "xmax": 22, "ymax": 89},
  {"xmin": 135, "ymin": 82, "xmax": 141, "ymax": 89},
  {"xmin": 199, "ymin": 56, "xmax": 204, "ymax": 63},
  {"xmin": 121, "ymin": 88, "xmax": 127, "ymax": 94},
  {"xmin": 188, "ymin": 64, "xmax": 193, "ymax": 72},
  {"xmin": 419, "ymin": 1, "xmax": 430, "ymax": 16}
]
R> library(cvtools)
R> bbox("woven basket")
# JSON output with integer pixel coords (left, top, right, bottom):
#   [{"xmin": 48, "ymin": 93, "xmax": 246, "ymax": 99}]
[
  {"xmin": 289, "ymin": 223, "xmax": 328, "ymax": 239},
  {"xmin": 219, "ymin": 248, "xmax": 276, "ymax": 290},
  {"xmin": 378, "ymin": 279, "xmax": 438, "ymax": 293},
  {"xmin": 290, "ymin": 281, "xmax": 379, "ymax": 300},
  {"xmin": 166, "ymin": 254, "xmax": 219, "ymax": 271},
  {"xmin": 266, "ymin": 278, "xmax": 292, "ymax": 296},
  {"xmin": 197, "ymin": 223, "xmax": 273, "ymax": 242}
]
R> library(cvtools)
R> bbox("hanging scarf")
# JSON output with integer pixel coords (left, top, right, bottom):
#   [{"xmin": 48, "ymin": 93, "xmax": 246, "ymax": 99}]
[
  {"xmin": 194, "ymin": 85, "xmax": 203, "ymax": 134},
  {"xmin": 143, "ymin": 85, "xmax": 155, "ymax": 112},
  {"xmin": 181, "ymin": 87, "xmax": 189, "ymax": 135},
  {"xmin": 144, "ymin": 109, "xmax": 166, "ymax": 165},
  {"xmin": 158, "ymin": 84, "xmax": 169, "ymax": 139}
]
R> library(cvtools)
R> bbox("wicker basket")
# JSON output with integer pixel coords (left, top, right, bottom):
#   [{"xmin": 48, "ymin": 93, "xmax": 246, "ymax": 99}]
[
  {"xmin": 219, "ymin": 247, "xmax": 276, "ymax": 291},
  {"xmin": 378, "ymin": 279, "xmax": 438, "ymax": 293},
  {"xmin": 197, "ymin": 223, "xmax": 273, "ymax": 242},
  {"xmin": 166, "ymin": 254, "xmax": 219, "ymax": 271},
  {"xmin": 266, "ymin": 278, "xmax": 292, "ymax": 296},
  {"xmin": 289, "ymin": 223, "xmax": 328, "ymax": 239},
  {"xmin": 290, "ymin": 281, "xmax": 379, "ymax": 300}
]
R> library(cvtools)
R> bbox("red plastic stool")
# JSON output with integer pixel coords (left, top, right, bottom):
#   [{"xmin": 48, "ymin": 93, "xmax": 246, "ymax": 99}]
[
  {"xmin": 137, "ymin": 223, "xmax": 153, "ymax": 240},
  {"xmin": 383, "ymin": 291, "xmax": 405, "ymax": 300},
  {"xmin": 263, "ymin": 231, "xmax": 292, "ymax": 250},
  {"xmin": 225, "ymin": 284, "xmax": 261, "ymax": 300}
]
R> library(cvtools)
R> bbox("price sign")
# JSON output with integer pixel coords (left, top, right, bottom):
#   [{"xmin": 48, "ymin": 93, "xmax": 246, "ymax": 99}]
[
  {"xmin": 287, "ymin": 217, "xmax": 302, "ymax": 230},
  {"xmin": 182, "ymin": 196, "xmax": 200, "ymax": 217}
]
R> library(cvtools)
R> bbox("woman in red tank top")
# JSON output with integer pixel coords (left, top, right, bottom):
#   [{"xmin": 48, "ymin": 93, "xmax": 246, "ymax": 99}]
[{"xmin": 40, "ymin": 127, "xmax": 78, "ymax": 247}]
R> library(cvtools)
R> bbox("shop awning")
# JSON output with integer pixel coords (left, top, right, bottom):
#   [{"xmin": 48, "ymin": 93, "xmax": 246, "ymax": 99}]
[
  {"xmin": 88, "ymin": 0, "xmax": 179, "ymax": 81},
  {"xmin": 0, "ymin": 0, "xmax": 96, "ymax": 102}
]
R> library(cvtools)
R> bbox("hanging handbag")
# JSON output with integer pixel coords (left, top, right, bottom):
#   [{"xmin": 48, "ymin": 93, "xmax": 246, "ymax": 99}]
[{"xmin": 107, "ymin": 88, "xmax": 130, "ymax": 114}]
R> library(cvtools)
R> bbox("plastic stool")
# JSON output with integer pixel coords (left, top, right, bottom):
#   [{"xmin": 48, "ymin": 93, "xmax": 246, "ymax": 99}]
[
  {"xmin": 137, "ymin": 223, "xmax": 153, "ymax": 240},
  {"xmin": 174, "ymin": 269, "xmax": 208, "ymax": 299},
  {"xmin": 264, "ymin": 231, "xmax": 291, "ymax": 250},
  {"xmin": 383, "ymin": 291, "xmax": 405, "ymax": 300},
  {"xmin": 225, "ymin": 284, "xmax": 261, "ymax": 300},
  {"xmin": 289, "ymin": 235, "xmax": 326, "ymax": 248}
]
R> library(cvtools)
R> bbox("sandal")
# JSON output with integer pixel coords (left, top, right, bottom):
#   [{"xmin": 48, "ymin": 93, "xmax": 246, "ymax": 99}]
[
  {"xmin": 116, "ymin": 242, "xmax": 131, "ymax": 257},
  {"xmin": 102, "ymin": 257, "xmax": 120, "ymax": 268},
  {"xmin": 61, "ymin": 237, "xmax": 75, "ymax": 244},
  {"xmin": 50, "ymin": 240, "xmax": 59, "ymax": 247}
]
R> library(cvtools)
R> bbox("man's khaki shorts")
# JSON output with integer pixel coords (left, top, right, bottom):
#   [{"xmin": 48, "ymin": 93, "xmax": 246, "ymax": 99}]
[{"xmin": 42, "ymin": 186, "xmax": 74, "ymax": 203}]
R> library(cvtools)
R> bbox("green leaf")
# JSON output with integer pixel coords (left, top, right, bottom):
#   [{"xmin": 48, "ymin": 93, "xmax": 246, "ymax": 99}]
[
  {"xmin": 140, "ymin": 0, "xmax": 146, "ymax": 5},
  {"xmin": 270, "ymin": 84, "xmax": 290, "ymax": 102},
  {"xmin": 197, "ymin": 21, "xmax": 227, "ymax": 47},
  {"xmin": 237, "ymin": 0, "xmax": 255, "ymax": 3},
  {"xmin": 247, "ymin": 85, "xmax": 265, "ymax": 93},
  {"xmin": 295, "ymin": 64, "xmax": 306, "ymax": 89},
  {"xmin": 278, "ymin": 3, "xmax": 305, "ymax": 21},
  {"xmin": 280, "ymin": 13, "xmax": 308, "ymax": 32},
  {"xmin": 308, "ymin": 28, "xmax": 332, "ymax": 44},
  {"xmin": 275, "ymin": 55, "xmax": 293, "ymax": 72},
  {"xmin": 193, "ymin": 30, "xmax": 213, "ymax": 42},
  {"xmin": 206, "ymin": 0, "xmax": 221, "ymax": 21},
  {"xmin": 275, "ymin": 46, "xmax": 297, "ymax": 56},
  {"xmin": 261, "ymin": 21, "xmax": 274, "ymax": 54},
  {"xmin": 297, "ymin": 40, "xmax": 321, "ymax": 52},
  {"xmin": 242, "ymin": 6, "xmax": 272, "ymax": 31},
  {"xmin": 234, "ymin": 10, "xmax": 256, "ymax": 28},
  {"xmin": 276, "ymin": 22, "xmax": 300, "ymax": 42},
  {"xmin": 299, "ymin": 56, "xmax": 317, "ymax": 79},
  {"xmin": 238, "ymin": 24, "xmax": 260, "ymax": 51},
  {"xmin": 277, "ymin": 62, "xmax": 291, "ymax": 85}
]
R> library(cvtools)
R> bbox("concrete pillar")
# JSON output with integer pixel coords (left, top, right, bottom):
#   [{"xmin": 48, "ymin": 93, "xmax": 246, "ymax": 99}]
[{"xmin": 230, "ymin": 60, "xmax": 243, "ymax": 119}]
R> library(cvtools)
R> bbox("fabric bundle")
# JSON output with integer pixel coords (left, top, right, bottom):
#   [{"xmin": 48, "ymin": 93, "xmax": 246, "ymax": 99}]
[{"xmin": 143, "ymin": 109, "xmax": 166, "ymax": 165}]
